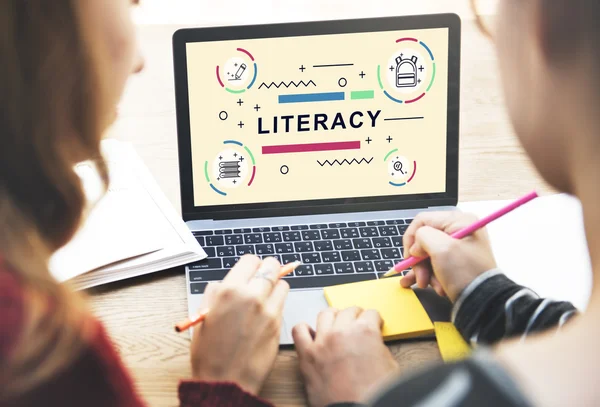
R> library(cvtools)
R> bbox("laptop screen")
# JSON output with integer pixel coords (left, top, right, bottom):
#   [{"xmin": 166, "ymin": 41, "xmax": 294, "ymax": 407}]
[{"xmin": 185, "ymin": 27, "xmax": 449, "ymax": 208}]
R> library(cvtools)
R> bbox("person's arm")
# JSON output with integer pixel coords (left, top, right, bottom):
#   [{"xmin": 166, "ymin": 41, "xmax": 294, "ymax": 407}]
[
  {"xmin": 292, "ymin": 211, "xmax": 579, "ymax": 407},
  {"xmin": 452, "ymin": 269, "xmax": 577, "ymax": 345},
  {"xmin": 179, "ymin": 381, "xmax": 273, "ymax": 407},
  {"xmin": 0, "ymin": 264, "xmax": 271, "ymax": 407},
  {"xmin": 368, "ymin": 350, "xmax": 532, "ymax": 407},
  {"xmin": 398, "ymin": 211, "xmax": 578, "ymax": 344}
]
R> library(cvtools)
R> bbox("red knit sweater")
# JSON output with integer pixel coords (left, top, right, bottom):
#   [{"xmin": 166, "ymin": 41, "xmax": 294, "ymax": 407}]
[{"xmin": 0, "ymin": 258, "xmax": 272, "ymax": 407}]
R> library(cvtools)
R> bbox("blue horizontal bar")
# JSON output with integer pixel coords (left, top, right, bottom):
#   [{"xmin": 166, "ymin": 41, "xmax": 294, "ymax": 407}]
[{"xmin": 278, "ymin": 92, "xmax": 345, "ymax": 104}]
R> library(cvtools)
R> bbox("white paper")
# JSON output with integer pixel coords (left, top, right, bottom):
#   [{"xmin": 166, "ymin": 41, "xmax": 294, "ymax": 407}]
[
  {"xmin": 49, "ymin": 151, "xmax": 166, "ymax": 282},
  {"xmin": 458, "ymin": 194, "xmax": 592, "ymax": 310},
  {"xmin": 56, "ymin": 139, "xmax": 206, "ymax": 290}
]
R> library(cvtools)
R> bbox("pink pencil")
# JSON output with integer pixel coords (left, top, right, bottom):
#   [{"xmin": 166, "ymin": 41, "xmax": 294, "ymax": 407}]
[{"xmin": 383, "ymin": 191, "xmax": 539, "ymax": 278}]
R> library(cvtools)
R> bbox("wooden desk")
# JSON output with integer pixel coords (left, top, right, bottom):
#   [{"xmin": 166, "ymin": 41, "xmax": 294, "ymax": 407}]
[{"xmin": 91, "ymin": 14, "xmax": 552, "ymax": 407}]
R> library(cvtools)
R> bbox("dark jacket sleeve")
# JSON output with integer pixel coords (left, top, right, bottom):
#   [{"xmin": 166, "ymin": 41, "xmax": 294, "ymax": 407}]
[{"xmin": 452, "ymin": 269, "xmax": 578, "ymax": 345}]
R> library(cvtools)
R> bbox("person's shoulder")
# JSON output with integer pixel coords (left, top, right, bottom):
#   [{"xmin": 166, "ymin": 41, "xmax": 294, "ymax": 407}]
[{"xmin": 0, "ymin": 255, "xmax": 26, "ymax": 358}]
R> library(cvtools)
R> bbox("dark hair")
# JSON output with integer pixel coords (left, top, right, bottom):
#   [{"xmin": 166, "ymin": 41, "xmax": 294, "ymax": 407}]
[{"xmin": 541, "ymin": 1, "xmax": 600, "ymax": 65}]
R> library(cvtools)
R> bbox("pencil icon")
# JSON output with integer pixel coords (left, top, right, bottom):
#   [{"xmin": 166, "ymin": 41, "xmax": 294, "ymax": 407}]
[{"xmin": 234, "ymin": 63, "xmax": 247, "ymax": 80}]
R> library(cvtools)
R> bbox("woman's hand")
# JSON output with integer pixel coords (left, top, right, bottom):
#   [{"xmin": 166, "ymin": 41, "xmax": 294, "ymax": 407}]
[
  {"xmin": 190, "ymin": 255, "xmax": 289, "ymax": 395},
  {"xmin": 400, "ymin": 211, "xmax": 497, "ymax": 302},
  {"xmin": 293, "ymin": 307, "xmax": 398, "ymax": 407}
]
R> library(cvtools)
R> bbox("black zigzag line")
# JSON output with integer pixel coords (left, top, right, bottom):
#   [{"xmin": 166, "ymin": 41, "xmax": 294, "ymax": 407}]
[
  {"xmin": 258, "ymin": 80, "xmax": 317, "ymax": 89},
  {"xmin": 317, "ymin": 157, "xmax": 374, "ymax": 167}
]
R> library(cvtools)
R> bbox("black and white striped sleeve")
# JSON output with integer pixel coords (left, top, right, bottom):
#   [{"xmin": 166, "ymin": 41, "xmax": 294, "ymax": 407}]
[{"xmin": 452, "ymin": 269, "xmax": 578, "ymax": 345}]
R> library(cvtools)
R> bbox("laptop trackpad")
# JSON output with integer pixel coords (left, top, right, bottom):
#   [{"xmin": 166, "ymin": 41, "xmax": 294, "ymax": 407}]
[{"xmin": 280, "ymin": 289, "xmax": 329, "ymax": 345}]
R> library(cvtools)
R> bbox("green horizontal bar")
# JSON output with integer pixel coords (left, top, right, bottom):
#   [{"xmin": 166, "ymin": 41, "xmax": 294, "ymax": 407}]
[{"xmin": 350, "ymin": 90, "xmax": 375, "ymax": 100}]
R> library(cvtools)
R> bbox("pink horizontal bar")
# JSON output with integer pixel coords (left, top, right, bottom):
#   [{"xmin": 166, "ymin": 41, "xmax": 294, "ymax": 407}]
[
  {"xmin": 262, "ymin": 141, "xmax": 361, "ymax": 155},
  {"xmin": 396, "ymin": 37, "xmax": 418, "ymax": 43}
]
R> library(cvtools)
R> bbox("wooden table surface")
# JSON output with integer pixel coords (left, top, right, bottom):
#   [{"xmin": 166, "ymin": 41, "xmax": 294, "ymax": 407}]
[{"xmin": 91, "ymin": 7, "xmax": 553, "ymax": 407}]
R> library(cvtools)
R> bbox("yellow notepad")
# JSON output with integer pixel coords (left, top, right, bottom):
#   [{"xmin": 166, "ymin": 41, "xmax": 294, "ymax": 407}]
[
  {"xmin": 323, "ymin": 277, "xmax": 434, "ymax": 341},
  {"xmin": 434, "ymin": 322, "xmax": 471, "ymax": 362}
]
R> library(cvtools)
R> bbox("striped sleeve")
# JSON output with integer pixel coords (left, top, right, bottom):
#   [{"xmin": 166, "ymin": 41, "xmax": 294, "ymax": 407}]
[{"xmin": 452, "ymin": 269, "xmax": 578, "ymax": 345}]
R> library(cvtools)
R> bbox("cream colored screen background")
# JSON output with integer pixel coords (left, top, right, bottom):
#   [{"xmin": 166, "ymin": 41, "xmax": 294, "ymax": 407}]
[{"xmin": 187, "ymin": 28, "xmax": 449, "ymax": 207}]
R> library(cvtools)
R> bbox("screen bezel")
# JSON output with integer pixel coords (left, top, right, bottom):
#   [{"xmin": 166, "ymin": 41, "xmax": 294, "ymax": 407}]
[{"xmin": 173, "ymin": 14, "xmax": 461, "ymax": 221}]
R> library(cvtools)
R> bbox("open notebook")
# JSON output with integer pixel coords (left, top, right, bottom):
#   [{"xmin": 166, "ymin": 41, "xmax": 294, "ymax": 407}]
[{"xmin": 49, "ymin": 139, "xmax": 206, "ymax": 290}]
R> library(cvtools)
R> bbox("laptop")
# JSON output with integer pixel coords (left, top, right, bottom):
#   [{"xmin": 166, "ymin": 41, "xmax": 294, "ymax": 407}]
[{"xmin": 172, "ymin": 14, "xmax": 461, "ymax": 344}]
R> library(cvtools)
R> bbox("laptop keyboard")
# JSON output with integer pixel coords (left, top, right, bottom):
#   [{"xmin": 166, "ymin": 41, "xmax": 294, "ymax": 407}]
[{"xmin": 188, "ymin": 219, "xmax": 413, "ymax": 294}]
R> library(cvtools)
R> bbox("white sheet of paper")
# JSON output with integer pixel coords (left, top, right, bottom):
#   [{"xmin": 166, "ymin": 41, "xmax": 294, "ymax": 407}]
[
  {"xmin": 49, "ymin": 150, "xmax": 165, "ymax": 282},
  {"xmin": 458, "ymin": 193, "xmax": 592, "ymax": 310}
]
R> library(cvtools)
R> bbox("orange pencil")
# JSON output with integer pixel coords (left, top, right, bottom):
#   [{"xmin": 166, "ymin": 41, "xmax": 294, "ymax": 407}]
[{"xmin": 174, "ymin": 261, "xmax": 302, "ymax": 333}]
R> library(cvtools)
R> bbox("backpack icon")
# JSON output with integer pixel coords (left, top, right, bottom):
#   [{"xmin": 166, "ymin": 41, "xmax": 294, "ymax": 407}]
[{"xmin": 395, "ymin": 55, "xmax": 418, "ymax": 88}]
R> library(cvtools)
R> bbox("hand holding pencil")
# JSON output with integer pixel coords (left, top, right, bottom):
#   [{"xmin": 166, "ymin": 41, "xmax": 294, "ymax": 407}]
[
  {"xmin": 184, "ymin": 255, "xmax": 297, "ymax": 396},
  {"xmin": 392, "ymin": 192, "xmax": 537, "ymax": 301}
]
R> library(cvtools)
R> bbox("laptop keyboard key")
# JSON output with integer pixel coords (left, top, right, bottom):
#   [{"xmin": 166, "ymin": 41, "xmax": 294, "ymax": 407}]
[
  {"xmin": 321, "ymin": 251, "xmax": 341, "ymax": 263},
  {"xmin": 373, "ymin": 237, "xmax": 392, "ymax": 248},
  {"xmin": 189, "ymin": 269, "xmax": 228, "ymax": 282},
  {"xmin": 190, "ymin": 282, "xmax": 208, "ymax": 294},
  {"xmin": 381, "ymin": 248, "xmax": 401, "ymax": 259},
  {"xmin": 355, "ymin": 261, "xmax": 375, "ymax": 273},
  {"xmin": 334, "ymin": 262, "xmax": 355, "ymax": 274},
  {"xmin": 359, "ymin": 227, "xmax": 379, "ymax": 237},
  {"xmin": 333, "ymin": 239, "xmax": 353, "ymax": 250},
  {"xmin": 225, "ymin": 235, "xmax": 243, "ymax": 245},
  {"xmin": 302, "ymin": 230, "xmax": 321, "ymax": 240},
  {"xmin": 195, "ymin": 236, "xmax": 205, "ymax": 246},
  {"xmin": 352, "ymin": 238, "xmax": 372, "ymax": 249},
  {"xmin": 203, "ymin": 247, "xmax": 216, "ymax": 257},
  {"xmin": 264, "ymin": 232, "xmax": 282, "ymax": 243},
  {"xmin": 398, "ymin": 225, "xmax": 409, "ymax": 235},
  {"xmin": 375, "ymin": 260, "xmax": 395, "ymax": 271},
  {"xmin": 291, "ymin": 225, "xmax": 309, "ymax": 230},
  {"xmin": 315, "ymin": 264, "xmax": 335, "ymax": 275},
  {"xmin": 405, "ymin": 219, "xmax": 414, "ymax": 224},
  {"xmin": 392, "ymin": 236, "xmax": 404, "ymax": 247},
  {"xmin": 244, "ymin": 234, "xmax": 263, "ymax": 244},
  {"xmin": 341, "ymin": 250, "xmax": 361, "ymax": 261},
  {"xmin": 193, "ymin": 230, "xmax": 213, "ymax": 236},
  {"xmin": 205, "ymin": 236, "xmax": 224, "ymax": 246},
  {"xmin": 234, "ymin": 228, "xmax": 251, "ymax": 233},
  {"xmin": 216, "ymin": 246, "xmax": 235, "ymax": 257},
  {"xmin": 386, "ymin": 220, "xmax": 405, "ymax": 225},
  {"xmin": 328, "ymin": 222, "xmax": 347, "ymax": 228},
  {"xmin": 341, "ymin": 228, "xmax": 359, "ymax": 238},
  {"xmin": 282, "ymin": 253, "xmax": 301, "ymax": 264},
  {"xmin": 294, "ymin": 242, "xmax": 314, "ymax": 252},
  {"xmin": 295, "ymin": 265, "xmax": 315, "ymax": 276},
  {"xmin": 283, "ymin": 231, "xmax": 302, "ymax": 241},
  {"xmin": 347, "ymin": 222, "xmax": 366, "ymax": 227},
  {"xmin": 309, "ymin": 224, "xmax": 328, "ymax": 229},
  {"xmin": 253, "ymin": 227, "xmax": 270, "ymax": 232},
  {"xmin": 236, "ymin": 245, "xmax": 255, "ymax": 255},
  {"xmin": 222, "ymin": 257, "xmax": 240, "ymax": 268},
  {"xmin": 275, "ymin": 243, "xmax": 294, "ymax": 254},
  {"xmin": 367, "ymin": 221, "xmax": 385, "ymax": 226},
  {"xmin": 214, "ymin": 229, "xmax": 232, "ymax": 235},
  {"xmin": 314, "ymin": 240, "xmax": 333, "ymax": 251},
  {"xmin": 301, "ymin": 253, "xmax": 321, "ymax": 264},
  {"xmin": 189, "ymin": 258, "xmax": 222, "ymax": 270},
  {"xmin": 272, "ymin": 226, "xmax": 290, "ymax": 231},
  {"xmin": 360, "ymin": 249, "xmax": 381, "ymax": 260},
  {"xmin": 255, "ymin": 244, "xmax": 275, "ymax": 255},
  {"xmin": 321, "ymin": 229, "xmax": 340, "ymax": 239},
  {"xmin": 378, "ymin": 226, "xmax": 398, "ymax": 236}
]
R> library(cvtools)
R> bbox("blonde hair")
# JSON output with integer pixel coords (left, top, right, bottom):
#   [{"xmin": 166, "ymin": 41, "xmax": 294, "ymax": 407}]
[{"xmin": 0, "ymin": 1, "xmax": 109, "ymax": 399}]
